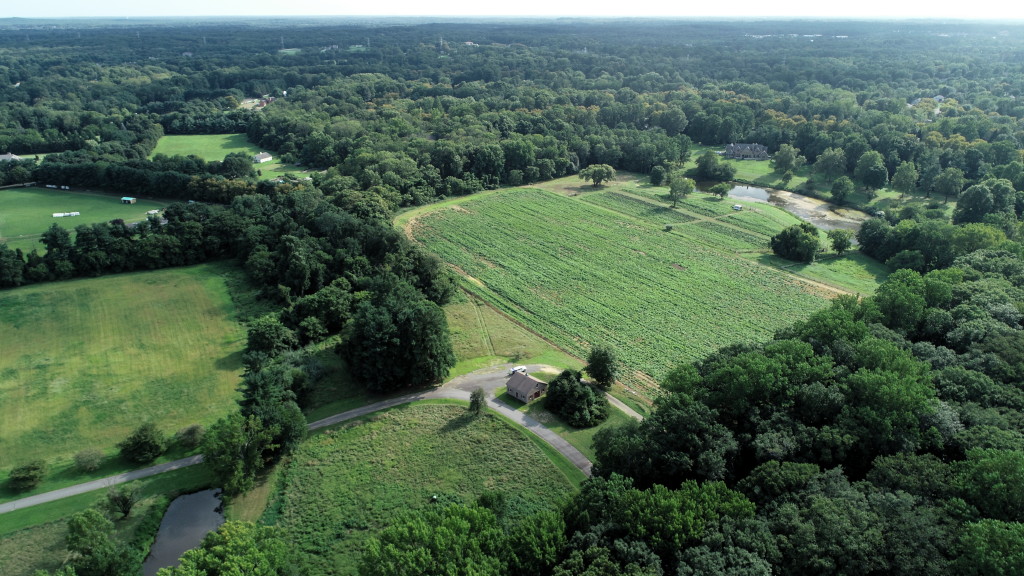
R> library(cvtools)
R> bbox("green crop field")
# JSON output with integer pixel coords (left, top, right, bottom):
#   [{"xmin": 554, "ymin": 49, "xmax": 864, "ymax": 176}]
[
  {"xmin": 0, "ymin": 262, "xmax": 246, "ymax": 473},
  {"xmin": 267, "ymin": 403, "xmax": 579, "ymax": 575},
  {"xmin": 411, "ymin": 182, "xmax": 850, "ymax": 398},
  {"xmin": 0, "ymin": 187, "xmax": 167, "ymax": 253}
]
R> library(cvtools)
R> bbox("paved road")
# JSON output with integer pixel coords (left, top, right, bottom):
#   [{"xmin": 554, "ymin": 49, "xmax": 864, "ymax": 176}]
[
  {"xmin": 0, "ymin": 456, "xmax": 204, "ymax": 514},
  {"xmin": 1, "ymin": 365, "xmax": 617, "ymax": 515}
]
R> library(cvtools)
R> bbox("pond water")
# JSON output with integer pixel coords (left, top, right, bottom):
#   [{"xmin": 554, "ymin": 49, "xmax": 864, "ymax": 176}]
[
  {"xmin": 142, "ymin": 489, "xmax": 224, "ymax": 576},
  {"xmin": 721, "ymin": 184, "xmax": 870, "ymax": 233}
]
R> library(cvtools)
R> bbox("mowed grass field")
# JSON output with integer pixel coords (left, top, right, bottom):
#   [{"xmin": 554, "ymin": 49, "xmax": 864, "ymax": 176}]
[
  {"xmin": 0, "ymin": 187, "xmax": 167, "ymax": 253},
  {"xmin": 445, "ymin": 293, "xmax": 583, "ymax": 377},
  {"xmin": 0, "ymin": 262, "xmax": 246, "ymax": 472},
  {"xmin": 150, "ymin": 133, "xmax": 261, "ymax": 161},
  {"xmin": 150, "ymin": 134, "xmax": 303, "ymax": 181},
  {"xmin": 266, "ymin": 402, "xmax": 580, "ymax": 576},
  {"xmin": 410, "ymin": 180, "xmax": 856, "ymax": 398}
]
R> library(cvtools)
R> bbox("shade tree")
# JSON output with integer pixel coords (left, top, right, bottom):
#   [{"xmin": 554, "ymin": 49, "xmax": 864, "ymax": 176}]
[
  {"xmin": 770, "ymin": 223, "xmax": 820, "ymax": 263},
  {"xmin": 578, "ymin": 164, "xmax": 616, "ymax": 187}
]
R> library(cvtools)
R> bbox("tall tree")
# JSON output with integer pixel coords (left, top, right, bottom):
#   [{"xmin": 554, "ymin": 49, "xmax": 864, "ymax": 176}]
[
  {"xmin": 854, "ymin": 150, "xmax": 889, "ymax": 193},
  {"xmin": 934, "ymin": 167, "xmax": 966, "ymax": 202},
  {"xmin": 830, "ymin": 176, "xmax": 855, "ymax": 205},
  {"xmin": 953, "ymin": 183, "xmax": 995, "ymax": 224},
  {"xmin": 771, "ymin": 144, "xmax": 805, "ymax": 174},
  {"xmin": 201, "ymin": 412, "xmax": 277, "ymax": 496},
  {"xmin": 342, "ymin": 277, "xmax": 455, "ymax": 392},
  {"xmin": 667, "ymin": 170, "xmax": 695, "ymax": 208},
  {"xmin": 891, "ymin": 161, "xmax": 919, "ymax": 199},
  {"xmin": 586, "ymin": 344, "xmax": 620, "ymax": 389},
  {"xmin": 814, "ymin": 147, "xmax": 847, "ymax": 182},
  {"xmin": 696, "ymin": 151, "xmax": 736, "ymax": 182}
]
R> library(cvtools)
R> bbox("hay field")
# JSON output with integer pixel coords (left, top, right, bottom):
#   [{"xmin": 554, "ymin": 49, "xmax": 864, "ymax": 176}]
[{"xmin": 0, "ymin": 262, "xmax": 246, "ymax": 472}]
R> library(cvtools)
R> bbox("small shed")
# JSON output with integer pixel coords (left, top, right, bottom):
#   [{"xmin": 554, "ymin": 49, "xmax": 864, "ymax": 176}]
[
  {"xmin": 507, "ymin": 372, "xmax": 547, "ymax": 403},
  {"xmin": 121, "ymin": 197, "xmax": 137, "ymax": 204},
  {"xmin": 253, "ymin": 152, "xmax": 273, "ymax": 164}
]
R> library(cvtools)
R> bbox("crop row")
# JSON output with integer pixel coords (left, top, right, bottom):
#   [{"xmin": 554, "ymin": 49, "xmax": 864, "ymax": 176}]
[
  {"xmin": 580, "ymin": 192, "xmax": 696, "ymax": 226},
  {"xmin": 416, "ymin": 189, "xmax": 830, "ymax": 381},
  {"xmin": 681, "ymin": 221, "xmax": 771, "ymax": 251}
]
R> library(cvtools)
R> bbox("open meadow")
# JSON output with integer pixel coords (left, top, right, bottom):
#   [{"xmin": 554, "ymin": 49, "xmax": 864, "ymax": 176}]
[
  {"xmin": 444, "ymin": 293, "xmax": 583, "ymax": 377},
  {"xmin": 150, "ymin": 133, "xmax": 263, "ymax": 161},
  {"xmin": 0, "ymin": 262, "xmax": 246, "ymax": 476},
  {"xmin": 150, "ymin": 133, "xmax": 305, "ymax": 181},
  {"xmin": 0, "ymin": 187, "xmax": 167, "ymax": 253},
  {"xmin": 265, "ymin": 402, "xmax": 580, "ymax": 575},
  {"xmin": 409, "ymin": 176, "xmax": 884, "ymax": 398}
]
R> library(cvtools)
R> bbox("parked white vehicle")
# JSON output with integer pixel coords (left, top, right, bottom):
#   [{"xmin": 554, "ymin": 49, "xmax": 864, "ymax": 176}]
[{"xmin": 508, "ymin": 365, "xmax": 527, "ymax": 375}]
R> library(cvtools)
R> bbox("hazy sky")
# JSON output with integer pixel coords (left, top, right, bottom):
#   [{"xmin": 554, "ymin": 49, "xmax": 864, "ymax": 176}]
[{"xmin": 4, "ymin": 0, "xmax": 1022, "ymax": 20}]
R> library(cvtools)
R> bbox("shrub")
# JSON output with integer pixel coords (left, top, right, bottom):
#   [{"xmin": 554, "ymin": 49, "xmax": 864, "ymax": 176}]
[
  {"xmin": 118, "ymin": 422, "xmax": 167, "ymax": 464},
  {"xmin": 8, "ymin": 460, "xmax": 47, "ymax": 491},
  {"xmin": 74, "ymin": 449, "xmax": 105, "ymax": 473},
  {"xmin": 469, "ymin": 388, "xmax": 487, "ymax": 416},
  {"xmin": 106, "ymin": 482, "xmax": 142, "ymax": 518}
]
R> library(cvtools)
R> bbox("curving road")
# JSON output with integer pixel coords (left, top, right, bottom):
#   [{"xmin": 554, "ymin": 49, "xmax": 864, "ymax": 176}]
[{"xmin": 0, "ymin": 365, "xmax": 631, "ymax": 515}]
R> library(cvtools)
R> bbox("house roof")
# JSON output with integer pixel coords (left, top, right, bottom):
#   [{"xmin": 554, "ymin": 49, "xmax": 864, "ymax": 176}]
[
  {"xmin": 507, "ymin": 372, "xmax": 545, "ymax": 397},
  {"xmin": 0, "ymin": 153, "xmax": 22, "ymax": 161},
  {"xmin": 725, "ymin": 143, "xmax": 767, "ymax": 152},
  {"xmin": 253, "ymin": 152, "xmax": 273, "ymax": 160}
]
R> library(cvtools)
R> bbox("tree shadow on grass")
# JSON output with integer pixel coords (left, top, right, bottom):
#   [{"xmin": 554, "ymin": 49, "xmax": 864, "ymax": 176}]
[
  {"xmin": 214, "ymin": 349, "xmax": 244, "ymax": 371},
  {"xmin": 440, "ymin": 412, "xmax": 476, "ymax": 433}
]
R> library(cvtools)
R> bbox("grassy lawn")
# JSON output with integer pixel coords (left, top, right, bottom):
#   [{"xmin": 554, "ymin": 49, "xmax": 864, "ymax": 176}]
[
  {"xmin": 266, "ymin": 402, "xmax": 579, "ymax": 575},
  {"xmin": 150, "ymin": 134, "xmax": 262, "ymax": 162},
  {"xmin": 0, "ymin": 187, "xmax": 167, "ymax": 253},
  {"xmin": 0, "ymin": 262, "xmax": 246, "ymax": 480},
  {"xmin": 411, "ymin": 180, "xmax": 837, "ymax": 399},
  {"xmin": 757, "ymin": 250, "xmax": 890, "ymax": 297},
  {"xmin": 522, "ymin": 399, "xmax": 635, "ymax": 463},
  {"xmin": 445, "ymin": 292, "xmax": 583, "ymax": 378},
  {"xmin": 149, "ymin": 134, "xmax": 307, "ymax": 181}
]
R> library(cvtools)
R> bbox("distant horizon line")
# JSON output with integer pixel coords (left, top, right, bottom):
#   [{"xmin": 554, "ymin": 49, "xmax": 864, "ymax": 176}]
[{"xmin": 1, "ymin": 15, "xmax": 1020, "ymax": 23}]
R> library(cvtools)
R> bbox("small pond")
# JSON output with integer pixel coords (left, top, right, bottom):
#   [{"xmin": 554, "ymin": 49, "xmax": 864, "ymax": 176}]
[
  {"xmin": 142, "ymin": 489, "xmax": 224, "ymax": 576},
  {"xmin": 717, "ymin": 184, "xmax": 871, "ymax": 234}
]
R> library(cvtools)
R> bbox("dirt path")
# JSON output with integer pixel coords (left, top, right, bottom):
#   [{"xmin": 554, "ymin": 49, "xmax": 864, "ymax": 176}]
[{"xmin": 0, "ymin": 368, "xmax": 604, "ymax": 515}]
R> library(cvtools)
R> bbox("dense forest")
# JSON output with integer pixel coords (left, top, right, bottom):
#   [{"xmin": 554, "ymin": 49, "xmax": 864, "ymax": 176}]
[{"xmin": 3, "ymin": 16, "xmax": 1024, "ymax": 576}]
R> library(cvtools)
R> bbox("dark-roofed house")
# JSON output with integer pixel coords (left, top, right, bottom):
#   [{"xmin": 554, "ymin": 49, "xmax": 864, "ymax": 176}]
[
  {"xmin": 724, "ymin": 143, "xmax": 769, "ymax": 160},
  {"xmin": 507, "ymin": 371, "xmax": 547, "ymax": 403}
]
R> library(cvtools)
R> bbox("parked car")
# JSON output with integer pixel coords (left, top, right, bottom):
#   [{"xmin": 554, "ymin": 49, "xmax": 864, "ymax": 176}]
[{"xmin": 508, "ymin": 365, "xmax": 527, "ymax": 375}]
